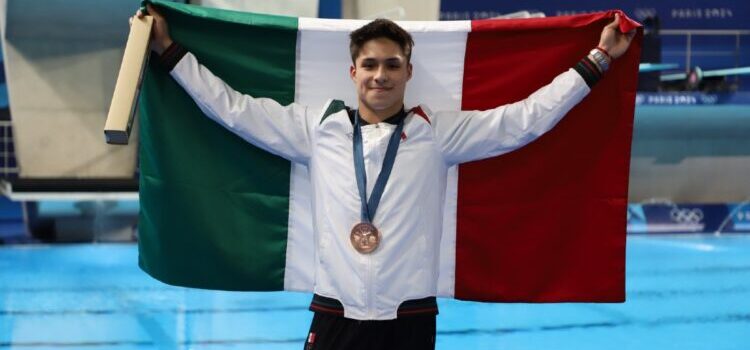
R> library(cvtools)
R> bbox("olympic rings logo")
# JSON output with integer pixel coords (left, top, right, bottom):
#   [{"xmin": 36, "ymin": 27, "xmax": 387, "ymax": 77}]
[
  {"xmin": 669, "ymin": 208, "xmax": 704, "ymax": 224},
  {"xmin": 699, "ymin": 94, "xmax": 719, "ymax": 105}
]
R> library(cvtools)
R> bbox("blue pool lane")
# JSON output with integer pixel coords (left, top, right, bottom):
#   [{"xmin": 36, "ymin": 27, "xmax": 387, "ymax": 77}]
[{"xmin": 1, "ymin": 235, "xmax": 749, "ymax": 349}]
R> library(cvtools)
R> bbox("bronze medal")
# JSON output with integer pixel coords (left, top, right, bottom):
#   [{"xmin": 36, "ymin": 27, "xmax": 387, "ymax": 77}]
[
  {"xmin": 350, "ymin": 222, "xmax": 380, "ymax": 254},
  {"xmin": 350, "ymin": 110, "xmax": 404, "ymax": 255}
]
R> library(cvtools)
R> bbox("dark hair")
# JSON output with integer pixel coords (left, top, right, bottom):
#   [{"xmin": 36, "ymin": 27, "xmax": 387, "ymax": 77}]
[{"xmin": 349, "ymin": 18, "xmax": 414, "ymax": 64}]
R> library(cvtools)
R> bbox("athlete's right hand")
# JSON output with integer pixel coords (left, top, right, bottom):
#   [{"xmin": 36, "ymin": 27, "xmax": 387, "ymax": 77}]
[{"xmin": 130, "ymin": 4, "xmax": 173, "ymax": 55}]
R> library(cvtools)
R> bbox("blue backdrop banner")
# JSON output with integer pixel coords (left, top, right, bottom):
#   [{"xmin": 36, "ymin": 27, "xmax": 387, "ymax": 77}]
[
  {"xmin": 626, "ymin": 203, "xmax": 750, "ymax": 234},
  {"xmin": 440, "ymin": 0, "xmax": 750, "ymax": 29}
]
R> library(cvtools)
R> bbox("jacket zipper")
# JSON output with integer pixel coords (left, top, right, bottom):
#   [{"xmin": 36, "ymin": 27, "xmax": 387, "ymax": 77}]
[{"xmin": 366, "ymin": 254, "xmax": 373, "ymax": 318}]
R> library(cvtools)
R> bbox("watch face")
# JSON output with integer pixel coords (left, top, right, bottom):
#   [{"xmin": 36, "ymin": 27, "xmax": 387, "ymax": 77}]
[{"xmin": 591, "ymin": 51, "xmax": 608, "ymax": 70}]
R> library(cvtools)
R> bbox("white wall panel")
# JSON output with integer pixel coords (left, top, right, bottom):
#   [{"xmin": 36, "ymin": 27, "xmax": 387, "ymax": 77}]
[{"xmin": 1, "ymin": 0, "xmax": 140, "ymax": 179}]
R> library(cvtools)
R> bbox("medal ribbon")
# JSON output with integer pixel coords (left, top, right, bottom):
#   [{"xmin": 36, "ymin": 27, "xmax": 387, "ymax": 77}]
[{"xmin": 352, "ymin": 109, "xmax": 405, "ymax": 223}]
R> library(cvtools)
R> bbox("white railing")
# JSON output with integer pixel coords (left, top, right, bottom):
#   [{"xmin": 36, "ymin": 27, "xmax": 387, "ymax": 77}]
[{"xmin": 659, "ymin": 29, "xmax": 750, "ymax": 74}]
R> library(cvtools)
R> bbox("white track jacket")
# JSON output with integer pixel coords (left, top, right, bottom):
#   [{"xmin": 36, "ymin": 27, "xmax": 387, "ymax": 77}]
[{"xmin": 170, "ymin": 52, "xmax": 590, "ymax": 320}]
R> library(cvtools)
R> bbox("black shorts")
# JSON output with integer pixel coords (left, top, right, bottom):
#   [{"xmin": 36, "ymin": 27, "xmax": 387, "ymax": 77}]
[{"xmin": 304, "ymin": 312, "xmax": 436, "ymax": 350}]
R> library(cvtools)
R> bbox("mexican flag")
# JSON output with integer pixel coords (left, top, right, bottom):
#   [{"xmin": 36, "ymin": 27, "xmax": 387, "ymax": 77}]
[{"xmin": 139, "ymin": 0, "xmax": 641, "ymax": 302}]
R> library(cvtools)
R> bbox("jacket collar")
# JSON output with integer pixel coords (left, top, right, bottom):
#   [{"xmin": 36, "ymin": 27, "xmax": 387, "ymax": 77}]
[{"xmin": 347, "ymin": 106, "xmax": 406, "ymax": 126}]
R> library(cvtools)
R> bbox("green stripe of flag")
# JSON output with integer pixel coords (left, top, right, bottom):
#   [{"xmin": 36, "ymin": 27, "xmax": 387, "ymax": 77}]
[{"xmin": 138, "ymin": 0, "xmax": 298, "ymax": 290}]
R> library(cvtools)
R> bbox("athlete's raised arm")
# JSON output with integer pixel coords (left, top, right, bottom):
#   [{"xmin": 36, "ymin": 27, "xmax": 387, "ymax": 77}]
[
  {"xmin": 132, "ymin": 4, "xmax": 313, "ymax": 163},
  {"xmin": 432, "ymin": 13, "xmax": 635, "ymax": 165}
]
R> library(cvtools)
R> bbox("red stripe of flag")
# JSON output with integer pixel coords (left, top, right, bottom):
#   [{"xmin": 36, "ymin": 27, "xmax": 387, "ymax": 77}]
[{"xmin": 454, "ymin": 11, "xmax": 641, "ymax": 302}]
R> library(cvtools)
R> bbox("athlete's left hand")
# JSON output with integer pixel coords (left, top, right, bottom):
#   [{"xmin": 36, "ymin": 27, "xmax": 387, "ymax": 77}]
[{"xmin": 598, "ymin": 13, "xmax": 636, "ymax": 60}]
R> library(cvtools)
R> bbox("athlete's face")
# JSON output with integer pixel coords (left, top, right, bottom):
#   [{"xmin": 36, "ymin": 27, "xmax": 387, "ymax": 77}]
[{"xmin": 350, "ymin": 38, "xmax": 412, "ymax": 113}]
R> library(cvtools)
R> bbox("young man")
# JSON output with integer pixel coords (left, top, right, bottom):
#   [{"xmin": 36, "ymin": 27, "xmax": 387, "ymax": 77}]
[{"xmin": 135, "ymin": 4, "xmax": 634, "ymax": 349}]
